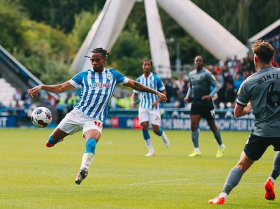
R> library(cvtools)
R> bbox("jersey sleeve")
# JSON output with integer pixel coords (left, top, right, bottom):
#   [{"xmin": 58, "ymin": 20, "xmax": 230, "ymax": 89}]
[
  {"xmin": 69, "ymin": 71, "xmax": 85, "ymax": 88},
  {"xmin": 110, "ymin": 69, "xmax": 129, "ymax": 85},
  {"xmin": 207, "ymin": 72, "xmax": 220, "ymax": 97},
  {"xmin": 186, "ymin": 74, "xmax": 192, "ymax": 98},
  {"xmin": 236, "ymin": 81, "xmax": 250, "ymax": 107},
  {"xmin": 156, "ymin": 75, "xmax": 165, "ymax": 91}
]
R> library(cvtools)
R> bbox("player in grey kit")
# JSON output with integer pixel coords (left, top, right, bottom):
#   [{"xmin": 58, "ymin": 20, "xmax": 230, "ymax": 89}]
[
  {"xmin": 184, "ymin": 56, "xmax": 225, "ymax": 157},
  {"xmin": 209, "ymin": 40, "xmax": 280, "ymax": 205}
]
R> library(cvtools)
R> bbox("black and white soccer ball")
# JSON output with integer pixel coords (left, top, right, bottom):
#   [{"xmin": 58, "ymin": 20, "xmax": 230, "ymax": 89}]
[{"xmin": 31, "ymin": 107, "xmax": 52, "ymax": 128}]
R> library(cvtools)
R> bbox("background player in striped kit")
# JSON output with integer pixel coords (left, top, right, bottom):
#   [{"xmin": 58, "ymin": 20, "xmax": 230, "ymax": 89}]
[
  {"xmin": 28, "ymin": 48, "xmax": 167, "ymax": 185},
  {"xmin": 209, "ymin": 40, "xmax": 280, "ymax": 205},
  {"xmin": 131, "ymin": 59, "xmax": 170, "ymax": 156},
  {"xmin": 184, "ymin": 56, "xmax": 225, "ymax": 158}
]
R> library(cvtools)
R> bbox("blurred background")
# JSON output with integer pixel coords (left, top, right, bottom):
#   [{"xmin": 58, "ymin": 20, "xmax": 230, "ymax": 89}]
[{"xmin": 0, "ymin": 0, "xmax": 280, "ymax": 129}]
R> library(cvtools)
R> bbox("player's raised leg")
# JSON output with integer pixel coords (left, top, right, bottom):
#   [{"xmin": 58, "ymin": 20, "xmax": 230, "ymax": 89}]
[{"xmin": 46, "ymin": 127, "xmax": 68, "ymax": 147}]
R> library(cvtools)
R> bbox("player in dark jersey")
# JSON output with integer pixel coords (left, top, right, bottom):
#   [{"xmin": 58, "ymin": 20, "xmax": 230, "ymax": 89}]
[
  {"xmin": 209, "ymin": 40, "xmax": 280, "ymax": 205},
  {"xmin": 184, "ymin": 56, "xmax": 225, "ymax": 158}
]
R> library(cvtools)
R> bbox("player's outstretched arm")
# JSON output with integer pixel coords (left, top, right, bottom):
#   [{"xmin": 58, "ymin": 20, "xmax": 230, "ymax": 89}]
[
  {"xmin": 28, "ymin": 81, "xmax": 75, "ymax": 98},
  {"xmin": 124, "ymin": 79, "xmax": 167, "ymax": 102}
]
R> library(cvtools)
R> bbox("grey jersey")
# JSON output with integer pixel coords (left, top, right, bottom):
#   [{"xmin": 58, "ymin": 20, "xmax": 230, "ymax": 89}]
[
  {"xmin": 187, "ymin": 68, "xmax": 220, "ymax": 106},
  {"xmin": 237, "ymin": 66, "xmax": 280, "ymax": 137}
]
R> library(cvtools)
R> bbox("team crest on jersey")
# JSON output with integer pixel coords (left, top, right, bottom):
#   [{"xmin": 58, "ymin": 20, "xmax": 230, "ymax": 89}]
[
  {"xmin": 237, "ymin": 83, "xmax": 243, "ymax": 95},
  {"xmin": 107, "ymin": 73, "xmax": 112, "ymax": 81}
]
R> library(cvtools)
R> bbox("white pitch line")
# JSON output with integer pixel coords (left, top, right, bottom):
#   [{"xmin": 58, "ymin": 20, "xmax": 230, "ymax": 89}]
[{"xmin": 129, "ymin": 179, "xmax": 189, "ymax": 186}]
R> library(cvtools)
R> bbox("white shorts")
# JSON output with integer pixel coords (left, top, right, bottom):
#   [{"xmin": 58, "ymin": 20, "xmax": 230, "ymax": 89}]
[
  {"xmin": 138, "ymin": 107, "xmax": 161, "ymax": 126},
  {"xmin": 58, "ymin": 108, "xmax": 103, "ymax": 136}
]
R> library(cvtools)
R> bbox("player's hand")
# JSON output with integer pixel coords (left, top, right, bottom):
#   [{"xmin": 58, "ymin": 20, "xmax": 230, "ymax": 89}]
[
  {"xmin": 28, "ymin": 85, "xmax": 42, "ymax": 98},
  {"xmin": 184, "ymin": 97, "xmax": 189, "ymax": 103},
  {"xmin": 131, "ymin": 101, "xmax": 136, "ymax": 109},
  {"xmin": 157, "ymin": 92, "xmax": 167, "ymax": 102},
  {"xmin": 201, "ymin": 95, "xmax": 211, "ymax": 100},
  {"xmin": 152, "ymin": 101, "xmax": 159, "ymax": 107}
]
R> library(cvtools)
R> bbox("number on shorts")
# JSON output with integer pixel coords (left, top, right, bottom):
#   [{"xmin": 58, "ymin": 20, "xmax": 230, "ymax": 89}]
[{"xmin": 210, "ymin": 109, "xmax": 215, "ymax": 118}]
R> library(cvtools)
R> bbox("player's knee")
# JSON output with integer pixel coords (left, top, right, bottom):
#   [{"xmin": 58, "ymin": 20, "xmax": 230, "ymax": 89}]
[
  {"xmin": 191, "ymin": 125, "xmax": 198, "ymax": 131},
  {"xmin": 141, "ymin": 126, "xmax": 148, "ymax": 131},
  {"xmin": 154, "ymin": 127, "xmax": 163, "ymax": 136},
  {"xmin": 85, "ymin": 138, "xmax": 96, "ymax": 154}
]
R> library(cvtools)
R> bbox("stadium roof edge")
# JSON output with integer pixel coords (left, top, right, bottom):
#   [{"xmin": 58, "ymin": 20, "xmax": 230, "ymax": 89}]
[
  {"xmin": 0, "ymin": 45, "xmax": 58, "ymax": 100},
  {"xmin": 248, "ymin": 19, "xmax": 280, "ymax": 43}
]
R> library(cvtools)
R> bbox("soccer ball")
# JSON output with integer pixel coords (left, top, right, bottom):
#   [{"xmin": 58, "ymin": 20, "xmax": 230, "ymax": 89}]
[{"xmin": 31, "ymin": 107, "xmax": 52, "ymax": 128}]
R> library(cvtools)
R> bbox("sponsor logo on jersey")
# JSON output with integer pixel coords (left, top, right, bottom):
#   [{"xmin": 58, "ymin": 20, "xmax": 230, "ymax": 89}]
[{"xmin": 89, "ymin": 82, "xmax": 112, "ymax": 89}]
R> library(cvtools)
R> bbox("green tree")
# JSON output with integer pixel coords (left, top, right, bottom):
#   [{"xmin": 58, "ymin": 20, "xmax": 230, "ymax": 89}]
[
  {"xmin": 69, "ymin": 9, "xmax": 99, "ymax": 50},
  {"xmin": 0, "ymin": 0, "xmax": 27, "ymax": 51},
  {"xmin": 108, "ymin": 24, "xmax": 150, "ymax": 78},
  {"xmin": 17, "ymin": 0, "xmax": 105, "ymax": 33}
]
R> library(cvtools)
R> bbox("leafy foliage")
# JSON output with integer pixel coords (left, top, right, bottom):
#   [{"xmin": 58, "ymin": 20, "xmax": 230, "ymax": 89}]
[
  {"xmin": 1, "ymin": 0, "xmax": 280, "ymax": 83},
  {"xmin": 107, "ymin": 24, "xmax": 150, "ymax": 79},
  {"xmin": 12, "ymin": 19, "xmax": 75, "ymax": 83},
  {"xmin": 69, "ymin": 9, "xmax": 99, "ymax": 50},
  {"xmin": 0, "ymin": 0, "xmax": 27, "ymax": 51},
  {"xmin": 17, "ymin": 0, "xmax": 104, "ymax": 33}
]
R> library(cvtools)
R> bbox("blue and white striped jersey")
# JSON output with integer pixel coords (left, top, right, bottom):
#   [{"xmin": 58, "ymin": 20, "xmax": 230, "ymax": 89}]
[
  {"xmin": 69, "ymin": 68, "xmax": 128, "ymax": 122},
  {"xmin": 133, "ymin": 73, "xmax": 165, "ymax": 109}
]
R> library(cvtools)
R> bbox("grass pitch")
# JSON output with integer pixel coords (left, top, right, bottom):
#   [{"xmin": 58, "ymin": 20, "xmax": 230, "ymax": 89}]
[{"xmin": 0, "ymin": 128, "xmax": 278, "ymax": 208}]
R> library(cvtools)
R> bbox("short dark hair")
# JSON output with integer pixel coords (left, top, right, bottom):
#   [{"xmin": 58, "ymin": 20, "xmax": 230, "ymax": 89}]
[
  {"xmin": 142, "ymin": 59, "xmax": 153, "ymax": 67},
  {"xmin": 91, "ymin": 48, "xmax": 110, "ymax": 58},
  {"xmin": 252, "ymin": 40, "xmax": 274, "ymax": 63}
]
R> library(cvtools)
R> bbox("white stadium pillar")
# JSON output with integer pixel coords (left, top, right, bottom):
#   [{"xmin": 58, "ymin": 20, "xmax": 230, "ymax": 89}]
[
  {"xmin": 156, "ymin": 0, "xmax": 248, "ymax": 60},
  {"xmin": 144, "ymin": 0, "xmax": 171, "ymax": 78},
  {"xmin": 71, "ymin": 0, "xmax": 136, "ymax": 72}
]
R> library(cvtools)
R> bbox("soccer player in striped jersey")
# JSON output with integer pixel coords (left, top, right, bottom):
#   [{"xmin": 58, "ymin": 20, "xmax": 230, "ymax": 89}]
[
  {"xmin": 131, "ymin": 59, "xmax": 170, "ymax": 157},
  {"xmin": 28, "ymin": 48, "xmax": 167, "ymax": 185}
]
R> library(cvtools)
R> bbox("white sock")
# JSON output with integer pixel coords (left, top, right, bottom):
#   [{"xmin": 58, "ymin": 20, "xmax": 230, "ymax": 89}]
[
  {"xmin": 219, "ymin": 192, "xmax": 228, "ymax": 200},
  {"xmin": 219, "ymin": 144, "xmax": 225, "ymax": 148},
  {"xmin": 195, "ymin": 148, "xmax": 200, "ymax": 152},
  {"xmin": 80, "ymin": 153, "xmax": 94, "ymax": 170},
  {"xmin": 269, "ymin": 177, "xmax": 275, "ymax": 183},
  {"xmin": 145, "ymin": 138, "xmax": 154, "ymax": 153}
]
